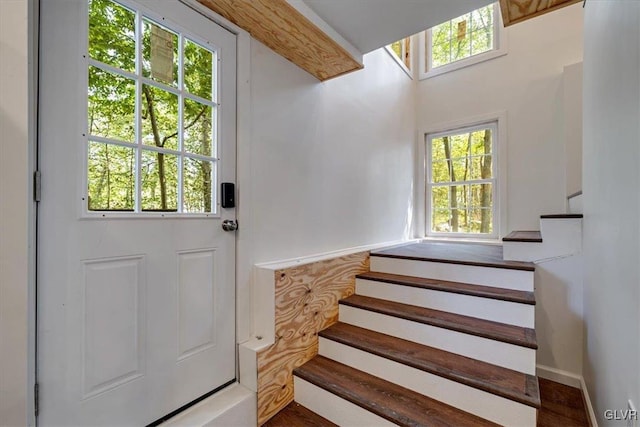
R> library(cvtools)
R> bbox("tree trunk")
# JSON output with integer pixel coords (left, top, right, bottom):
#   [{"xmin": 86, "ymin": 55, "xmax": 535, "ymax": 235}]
[
  {"xmin": 480, "ymin": 130, "xmax": 492, "ymax": 233},
  {"xmin": 156, "ymin": 152, "xmax": 166, "ymax": 209},
  {"xmin": 443, "ymin": 136, "xmax": 458, "ymax": 232},
  {"xmin": 464, "ymin": 133, "xmax": 472, "ymax": 230},
  {"xmin": 200, "ymin": 115, "xmax": 212, "ymax": 212},
  {"xmin": 143, "ymin": 86, "xmax": 167, "ymax": 210}
]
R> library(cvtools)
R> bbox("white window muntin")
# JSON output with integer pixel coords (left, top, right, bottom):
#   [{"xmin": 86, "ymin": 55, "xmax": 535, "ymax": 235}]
[
  {"xmin": 83, "ymin": 0, "xmax": 223, "ymax": 217},
  {"xmin": 418, "ymin": 3, "xmax": 506, "ymax": 80},
  {"xmin": 426, "ymin": 121, "xmax": 498, "ymax": 239}
]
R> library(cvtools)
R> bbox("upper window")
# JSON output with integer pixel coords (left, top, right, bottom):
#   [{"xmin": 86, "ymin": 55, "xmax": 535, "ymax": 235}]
[
  {"xmin": 87, "ymin": 0, "xmax": 218, "ymax": 214},
  {"xmin": 385, "ymin": 37, "xmax": 412, "ymax": 77},
  {"xmin": 426, "ymin": 122, "xmax": 497, "ymax": 237},
  {"xmin": 419, "ymin": 3, "xmax": 505, "ymax": 79}
]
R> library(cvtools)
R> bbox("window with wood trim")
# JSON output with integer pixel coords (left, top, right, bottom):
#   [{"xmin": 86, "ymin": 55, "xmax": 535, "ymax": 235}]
[
  {"xmin": 420, "ymin": 3, "xmax": 505, "ymax": 79},
  {"xmin": 426, "ymin": 122, "xmax": 497, "ymax": 237},
  {"xmin": 87, "ymin": 0, "xmax": 219, "ymax": 214},
  {"xmin": 385, "ymin": 36, "xmax": 412, "ymax": 77}
]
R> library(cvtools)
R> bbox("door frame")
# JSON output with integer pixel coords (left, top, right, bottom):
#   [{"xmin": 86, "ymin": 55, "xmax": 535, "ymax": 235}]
[{"xmin": 30, "ymin": 0, "xmax": 254, "ymax": 423}]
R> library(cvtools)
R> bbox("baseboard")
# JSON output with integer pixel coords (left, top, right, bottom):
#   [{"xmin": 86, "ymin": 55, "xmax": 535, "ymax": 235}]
[
  {"xmin": 536, "ymin": 364, "xmax": 582, "ymax": 388},
  {"xmin": 536, "ymin": 365, "xmax": 598, "ymax": 427},
  {"xmin": 580, "ymin": 376, "xmax": 599, "ymax": 427}
]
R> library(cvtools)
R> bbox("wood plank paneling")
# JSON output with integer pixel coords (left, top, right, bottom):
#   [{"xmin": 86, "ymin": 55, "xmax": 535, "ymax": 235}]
[
  {"xmin": 197, "ymin": 0, "xmax": 363, "ymax": 81},
  {"xmin": 499, "ymin": 0, "xmax": 582, "ymax": 27},
  {"xmin": 256, "ymin": 252, "xmax": 370, "ymax": 425}
]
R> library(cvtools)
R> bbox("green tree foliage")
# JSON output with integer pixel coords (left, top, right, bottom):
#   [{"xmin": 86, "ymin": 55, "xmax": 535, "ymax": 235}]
[
  {"xmin": 87, "ymin": 0, "xmax": 215, "ymax": 213},
  {"xmin": 431, "ymin": 4, "xmax": 494, "ymax": 68},
  {"xmin": 431, "ymin": 129, "xmax": 493, "ymax": 234}
]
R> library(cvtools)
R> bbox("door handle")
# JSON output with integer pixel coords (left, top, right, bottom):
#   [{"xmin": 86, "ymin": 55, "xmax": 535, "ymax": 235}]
[{"xmin": 222, "ymin": 219, "xmax": 238, "ymax": 232}]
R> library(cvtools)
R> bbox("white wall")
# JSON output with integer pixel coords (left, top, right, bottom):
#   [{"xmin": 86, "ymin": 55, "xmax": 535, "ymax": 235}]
[
  {"xmin": 246, "ymin": 41, "xmax": 416, "ymax": 265},
  {"xmin": 535, "ymin": 255, "xmax": 584, "ymax": 378},
  {"xmin": 416, "ymin": 4, "xmax": 584, "ymax": 232},
  {"xmin": 583, "ymin": 1, "xmax": 640, "ymax": 424},
  {"xmin": 563, "ymin": 62, "xmax": 583, "ymax": 198},
  {"xmin": 0, "ymin": 0, "xmax": 30, "ymax": 426}
]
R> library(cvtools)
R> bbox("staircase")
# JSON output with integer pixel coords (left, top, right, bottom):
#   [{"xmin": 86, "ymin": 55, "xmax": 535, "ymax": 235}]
[{"xmin": 291, "ymin": 242, "xmax": 541, "ymax": 426}]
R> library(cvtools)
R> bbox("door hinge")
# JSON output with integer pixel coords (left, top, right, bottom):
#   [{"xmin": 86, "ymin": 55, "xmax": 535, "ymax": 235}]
[
  {"xmin": 33, "ymin": 170, "xmax": 41, "ymax": 202},
  {"xmin": 34, "ymin": 382, "xmax": 39, "ymax": 417}
]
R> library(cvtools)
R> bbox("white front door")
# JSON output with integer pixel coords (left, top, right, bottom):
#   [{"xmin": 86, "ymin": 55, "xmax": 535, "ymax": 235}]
[{"xmin": 38, "ymin": 1, "xmax": 237, "ymax": 425}]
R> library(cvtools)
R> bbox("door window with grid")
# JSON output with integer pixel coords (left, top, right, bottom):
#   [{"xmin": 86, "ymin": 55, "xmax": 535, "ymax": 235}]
[
  {"xmin": 427, "ymin": 122, "xmax": 497, "ymax": 237},
  {"xmin": 87, "ymin": 0, "xmax": 219, "ymax": 214}
]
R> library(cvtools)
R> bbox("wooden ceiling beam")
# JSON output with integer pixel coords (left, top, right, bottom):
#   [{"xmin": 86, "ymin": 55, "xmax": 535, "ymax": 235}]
[
  {"xmin": 499, "ymin": 0, "xmax": 582, "ymax": 27},
  {"xmin": 198, "ymin": 0, "xmax": 363, "ymax": 81}
]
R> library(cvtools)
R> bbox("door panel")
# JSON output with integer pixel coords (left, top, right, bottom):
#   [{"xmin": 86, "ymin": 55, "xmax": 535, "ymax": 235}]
[{"xmin": 38, "ymin": 1, "xmax": 237, "ymax": 425}]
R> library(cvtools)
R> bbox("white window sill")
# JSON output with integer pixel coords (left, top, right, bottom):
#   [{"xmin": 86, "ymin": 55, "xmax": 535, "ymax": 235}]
[{"xmin": 419, "ymin": 47, "xmax": 507, "ymax": 80}]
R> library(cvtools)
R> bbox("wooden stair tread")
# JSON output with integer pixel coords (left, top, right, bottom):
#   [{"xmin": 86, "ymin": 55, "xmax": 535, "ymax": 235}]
[
  {"xmin": 341, "ymin": 294, "xmax": 538, "ymax": 349},
  {"xmin": 372, "ymin": 242, "xmax": 535, "ymax": 271},
  {"xmin": 319, "ymin": 323, "xmax": 541, "ymax": 409},
  {"xmin": 294, "ymin": 355, "xmax": 500, "ymax": 427},
  {"xmin": 540, "ymin": 214, "xmax": 583, "ymax": 219},
  {"xmin": 357, "ymin": 271, "xmax": 535, "ymax": 305},
  {"xmin": 503, "ymin": 230, "xmax": 543, "ymax": 243},
  {"xmin": 263, "ymin": 402, "xmax": 337, "ymax": 427}
]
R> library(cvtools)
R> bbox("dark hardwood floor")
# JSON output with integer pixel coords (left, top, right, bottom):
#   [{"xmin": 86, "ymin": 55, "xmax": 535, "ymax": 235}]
[
  {"xmin": 263, "ymin": 402, "xmax": 337, "ymax": 427},
  {"xmin": 537, "ymin": 377, "xmax": 590, "ymax": 427},
  {"xmin": 263, "ymin": 377, "xmax": 589, "ymax": 426}
]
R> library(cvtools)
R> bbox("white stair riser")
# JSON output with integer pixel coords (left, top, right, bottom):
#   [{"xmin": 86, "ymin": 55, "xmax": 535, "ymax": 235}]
[
  {"xmin": 356, "ymin": 279, "xmax": 535, "ymax": 328},
  {"xmin": 568, "ymin": 195, "xmax": 583, "ymax": 214},
  {"xmin": 339, "ymin": 305, "xmax": 536, "ymax": 375},
  {"xmin": 540, "ymin": 218, "xmax": 582, "ymax": 249},
  {"xmin": 503, "ymin": 241, "xmax": 548, "ymax": 262},
  {"xmin": 504, "ymin": 219, "xmax": 582, "ymax": 262},
  {"xmin": 370, "ymin": 257, "xmax": 534, "ymax": 292},
  {"xmin": 319, "ymin": 338, "xmax": 537, "ymax": 426},
  {"xmin": 293, "ymin": 377, "xmax": 395, "ymax": 427}
]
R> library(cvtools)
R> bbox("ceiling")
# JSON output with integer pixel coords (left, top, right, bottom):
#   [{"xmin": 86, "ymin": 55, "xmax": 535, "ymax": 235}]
[
  {"xmin": 300, "ymin": 0, "xmax": 494, "ymax": 54},
  {"xmin": 196, "ymin": 0, "xmax": 580, "ymax": 81}
]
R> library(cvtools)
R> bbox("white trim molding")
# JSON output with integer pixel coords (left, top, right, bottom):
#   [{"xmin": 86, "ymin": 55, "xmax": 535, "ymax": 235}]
[
  {"xmin": 536, "ymin": 364, "xmax": 582, "ymax": 388},
  {"xmin": 581, "ymin": 377, "xmax": 599, "ymax": 427}
]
